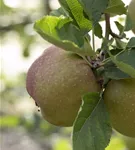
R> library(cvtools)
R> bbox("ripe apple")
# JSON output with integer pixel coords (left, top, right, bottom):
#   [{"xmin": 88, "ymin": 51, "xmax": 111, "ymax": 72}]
[
  {"xmin": 26, "ymin": 46, "xmax": 100, "ymax": 126},
  {"xmin": 128, "ymin": 0, "xmax": 135, "ymax": 34},
  {"xmin": 104, "ymin": 78, "xmax": 135, "ymax": 137}
]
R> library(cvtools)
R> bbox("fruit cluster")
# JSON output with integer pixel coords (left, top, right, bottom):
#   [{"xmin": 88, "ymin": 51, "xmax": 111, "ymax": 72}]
[
  {"xmin": 26, "ymin": 0, "xmax": 135, "ymax": 143},
  {"xmin": 26, "ymin": 45, "xmax": 135, "ymax": 138}
]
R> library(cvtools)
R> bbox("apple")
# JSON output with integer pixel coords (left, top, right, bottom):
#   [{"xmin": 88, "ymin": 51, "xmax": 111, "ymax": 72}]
[
  {"xmin": 26, "ymin": 46, "xmax": 100, "ymax": 126},
  {"xmin": 104, "ymin": 78, "xmax": 135, "ymax": 137}
]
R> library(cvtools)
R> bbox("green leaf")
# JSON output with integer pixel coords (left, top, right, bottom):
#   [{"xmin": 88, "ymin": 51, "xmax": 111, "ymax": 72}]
[
  {"xmin": 34, "ymin": 16, "xmax": 95, "ymax": 56},
  {"xmin": 58, "ymin": 0, "xmax": 92, "ymax": 34},
  {"xmin": 78, "ymin": 0, "xmax": 109, "ymax": 25},
  {"xmin": 114, "ymin": 21, "xmax": 126, "ymax": 38},
  {"xmin": 94, "ymin": 23, "xmax": 103, "ymax": 38},
  {"xmin": 126, "ymin": 37, "xmax": 135, "ymax": 48},
  {"xmin": 124, "ymin": 13, "xmax": 135, "ymax": 31},
  {"xmin": 58, "ymin": 0, "xmax": 79, "ymax": 27},
  {"xmin": 115, "ymin": 21, "xmax": 123, "ymax": 33},
  {"xmin": 102, "ymin": 61, "xmax": 130, "ymax": 80},
  {"xmin": 105, "ymin": 0, "xmax": 126, "ymax": 15},
  {"xmin": 58, "ymin": 0, "xmax": 73, "ymax": 16},
  {"xmin": 66, "ymin": 0, "xmax": 92, "ymax": 34},
  {"xmin": 110, "ymin": 48, "xmax": 123, "ymax": 55},
  {"xmin": 73, "ymin": 92, "xmax": 112, "ymax": 150},
  {"xmin": 107, "ymin": 49, "xmax": 135, "ymax": 78},
  {"xmin": 0, "ymin": 116, "xmax": 20, "ymax": 127},
  {"xmin": 116, "ymin": 49, "xmax": 135, "ymax": 68}
]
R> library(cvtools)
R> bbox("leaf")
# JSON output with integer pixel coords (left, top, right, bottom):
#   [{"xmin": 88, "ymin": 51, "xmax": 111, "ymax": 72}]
[
  {"xmin": 105, "ymin": 0, "xmax": 126, "ymax": 15},
  {"xmin": 34, "ymin": 16, "xmax": 95, "ymax": 56},
  {"xmin": 124, "ymin": 13, "xmax": 134, "ymax": 31},
  {"xmin": 115, "ymin": 21, "xmax": 123, "ymax": 33},
  {"xmin": 58, "ymin": 0, "xmax": 72, "ymax": 15},
  {"xmin": 110, "ymin": 48, "xmax": 123, "ymax": 55},
  {"xmin": 102, "ymin": 61, "xmax": 130, "ymax": 80},
  {"xmin": 107, "ymin": 49, "xmax": 135, "ymax": 78},
  {"xmin": 58, "ymin": 0, "xmax": 92, "ymax": 34},
  {"xmin": 66, "ymin": 0, "xmax": 92, "ymax": 34},
  {"xmin": 94, "ymin": 23, "xmax": 103, "ymax": 38},
  {"xmin": 78, "ymin": 0, "xmax": 109, "ymax": 25},
  {"xmin": 58, "ymin": 0, "xmax": 78, "ymax": 26},
  {"xmin": 73, "ymin": 92, "xmax": 112, "ymax": 150},
  {"xmin": 115, "ymin": 21, "xmax": 126, "ymax": 38},
  {"xmin": 116, "ymin": 49, "xmax": 135, "ymax": 69},
  {"xmin": 126, "ymin": 37, "xmax": 135, "ymax": 48}
]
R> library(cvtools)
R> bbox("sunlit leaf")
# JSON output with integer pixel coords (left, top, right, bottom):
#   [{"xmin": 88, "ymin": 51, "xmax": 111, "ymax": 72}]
[
  {"xmin": 34, "ymin": 16, "xmax": 95, "ymax": 56},
  {"xmin": 66, "ymin": 0, "xmax": 92, "ymax": 34}
]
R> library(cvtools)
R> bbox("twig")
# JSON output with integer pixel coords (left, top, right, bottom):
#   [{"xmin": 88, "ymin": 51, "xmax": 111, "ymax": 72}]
[
  {"xmin": 105, "ymin": 13, "xmax": 110, "ymax": 41},
  {"xmin": 110, "ymin": 30, "xmax": 123, "ymax": 39},
  {"xmin": 104, "ymin": 13, "xmax": 122, "ymax": 39}
]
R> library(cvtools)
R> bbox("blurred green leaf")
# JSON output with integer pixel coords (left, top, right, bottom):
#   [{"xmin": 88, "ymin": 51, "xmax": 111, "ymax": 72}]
[
  {"xmin": 73, "ymin": 92, "xmax": 112, "ymax": 150},
  {"xmin": 106, "ymin": 136, "xmax": 125, "ymax": 150},
  {"xmin": 53, "ymin": 137, "xmax": 72, "ymax": 150},
  {"xmin": 0, "ymin": 116, "xmax": 20, "ymax": 128}
]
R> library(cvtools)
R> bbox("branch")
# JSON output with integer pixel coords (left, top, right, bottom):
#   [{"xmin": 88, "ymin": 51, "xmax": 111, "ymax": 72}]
[
  {"xmin": 104, "ymin": 13, "xmax": 122, "ymax": 39},
  {"xmin": 105, "ymin": 13, "xmax": 110, "ymax": 40}
]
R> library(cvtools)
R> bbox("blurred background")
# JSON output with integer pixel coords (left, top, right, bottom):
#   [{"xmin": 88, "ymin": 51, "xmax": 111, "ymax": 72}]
[{"xmin": 0, "ymin": 0, "xmax": 134, "ymax": 150}]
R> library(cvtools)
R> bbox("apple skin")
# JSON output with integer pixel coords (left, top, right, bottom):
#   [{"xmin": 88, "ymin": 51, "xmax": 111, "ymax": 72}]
[
  {"xmin": 26, "ymin": 46, "xmax": 100, "ymax": 127},
  {"xmin": 104, "ymin": 78, "xmax": 135, "ymax": 137},
  {"xmin": 128, "ymin": 0, "xmax": 135, "ymax": 34}
]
